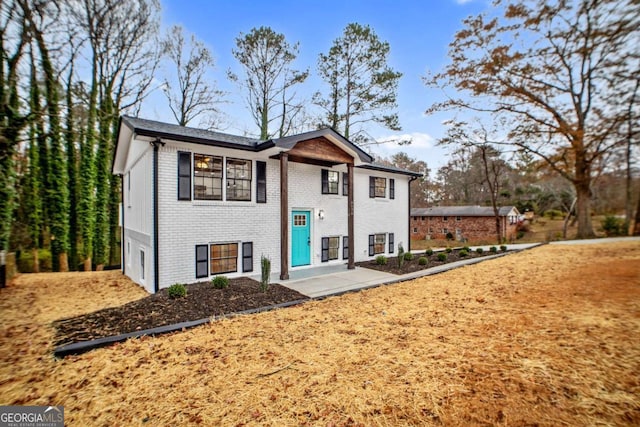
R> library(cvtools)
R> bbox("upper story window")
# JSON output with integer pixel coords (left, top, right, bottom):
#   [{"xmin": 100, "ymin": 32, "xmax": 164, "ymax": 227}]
[
  {"xmin": 443, "ymin": 216, "xmax": 449, "ymax": 221},
  {"xmin": 194, "ymin": 154, "xmax": 223, "ymax": 200},
  {"xmin": 226, "ymin": 158, "xmax": 252, "ymax": 201},
  {"xmin": 180, "ymin": 152, "xmax": 257, "ymax": 202},
  {"xmin": 456, "ymin": 216, "xmax": 462, "ymax": 221},
  {"xmin": 369, "ymin": 176, "xmax": 386, "ymax": 198},
  {"xmin": 321, "ymin": 169, "xmax": 339, "ymax": 194}
]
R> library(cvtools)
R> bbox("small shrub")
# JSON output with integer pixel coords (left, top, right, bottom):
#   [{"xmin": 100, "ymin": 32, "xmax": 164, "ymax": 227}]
[
  {"xmin": 403, "ymin": 252, "xmax": 414, "ymax": 261},
  {"xmin": 476, "ymin": 248, "xmax": 484, "ymax": 254},
  {"xmin": 425, "ymin": 248, "xmax": 434, "ymax": 256},
  {"xmin": 489, "ymin": 246, "xmax": 497, "ymax": 253},
  {"xmin": 17, "ymin": 249, "xmax": 53, "ymax": 273},
  {"xmin": 397, "ymin": 244, "xmax": 405, "ymax": 268},
  {"xmin": 459, "ymin": 249, "xmax": 469, "ymax": 257},
  {"xmin": 260, "ymin": 255, "xmax": 271, "ymax": 292},
  {"xmin": 375, "ymin": 255, "xmax": 387, "ymax": 265},
  {"xmin": 418, "ymin": 256, "xmax": 428, "ymax": 266},
  {"xmin": 544, "ymin": 209, "xmax": 563, "ymax": 220},
  {"xmin": 500, "ymin": 245, "xmax": 508, "ymax": 252},
  {"xmin": 168, "ymin": 283, "xmax": 187, "ymax": 299},
  {"xmin": 462, "ymin": 246, "xmax": 471, "ymax": 252},
  {"xmin": 445, "ymin": 232, "xmax": 454, "ymax": 241},
  {"xmin": 516, "ymin": 231, "xmax": 525, "ymax": 239},
  {"xmin": 212, "ymin": 275, "xmax": 229, "ymax": 289},
  {"xmin": 437, "ymin": 253, "xmax": 447, "ymax": 262},
  {"xmin": 601, "ymin": 215, "xmax": 624, "ymax": 237},
  {"xmin": 445, "ymin": 247, "xmax": 453, "ymax": 253}
]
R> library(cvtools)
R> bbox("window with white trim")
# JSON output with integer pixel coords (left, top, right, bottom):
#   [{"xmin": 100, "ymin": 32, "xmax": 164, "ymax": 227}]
[
  {"xmin": 210, "ymin": 243, "xmax": 238, "ymax": 274},
  {"xmin": 194, "ymin": 154, "xmax": 223, "ymax": 200},
  {"xmin": 226, "ymin": 158, "xmax": 252, "ymax": 201},
  {"xmin": 321, "ymin": 169, "xmax": 339, "ymax": 194},
  {"xmin": 374, "ymin": 234, "xmax": 386, "ymax": 254}
]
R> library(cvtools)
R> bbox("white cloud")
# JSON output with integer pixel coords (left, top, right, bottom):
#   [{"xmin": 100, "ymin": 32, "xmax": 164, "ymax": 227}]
[
  {"xmin": 369, "ymin": 132, "xmax": 451, "ymax": 170},
  {"xmin": 455, "ymin": 0, "xmax": 474, "ymax": 4},
  {"xmin": 376, "ymin": 132, "xmax": 435, "ymax": 149}
]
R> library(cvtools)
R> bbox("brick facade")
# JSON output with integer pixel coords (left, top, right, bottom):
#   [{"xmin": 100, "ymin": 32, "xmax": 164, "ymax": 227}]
[
  {"xmin": 114, "ymin": 117, "xmax": 420, "ymax": 292},
  {"xmin": 411, "ymin": 206, "xmax": 520, "ymax": 243}
]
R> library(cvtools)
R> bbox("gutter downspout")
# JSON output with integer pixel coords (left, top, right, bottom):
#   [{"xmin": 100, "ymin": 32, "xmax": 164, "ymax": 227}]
[
  {"xmin": 408, "ymin": 176, "xmax": 419, "ymax": 251},
  {"xmin": 150, "ymin": 138, "xmax": 165, "ymax": 293},
  {"xmin": 120, "ymin": 174, "xmax": 125, "ymax": 276}
]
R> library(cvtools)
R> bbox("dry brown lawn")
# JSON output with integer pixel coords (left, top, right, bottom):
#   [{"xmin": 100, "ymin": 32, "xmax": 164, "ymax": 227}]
[{"xmin": 1, "ymin": 241, "xmax": 639, "ymax": 426}]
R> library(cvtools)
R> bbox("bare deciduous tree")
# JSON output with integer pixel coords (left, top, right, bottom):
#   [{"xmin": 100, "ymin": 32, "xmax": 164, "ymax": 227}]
[
  {"xmin": 425, "ymin": 0, "xmax": 640, "ymax": 238},
  {"xmin": 162, "ymin": 25, "xmax": 224, "ymax": 127}
]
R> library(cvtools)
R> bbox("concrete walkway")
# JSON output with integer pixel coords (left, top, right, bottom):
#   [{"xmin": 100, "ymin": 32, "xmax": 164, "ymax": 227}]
[{"xmin": 265, "ymin": 242, "xmax": 542, "ymax": 299}]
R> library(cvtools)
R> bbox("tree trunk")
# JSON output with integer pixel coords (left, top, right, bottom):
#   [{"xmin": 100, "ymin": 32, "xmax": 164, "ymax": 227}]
[
  {"xmin": 32, "ymin": 248, "xmax": 39, "ymax": 273},
  {"xmin": 83, "ymin": 258, "xmax": 92, "ymax": 271},
  {"xmin": 563, "ymin": 198, "xmax": 577, "ymax": 239},
  {"xmin": 634, "ymin": 186, "xmax": 640, "ymax": 236},
  {"xmin": 574, "ymin": 181, "xmax": 595, "ymax": 239},
  {"xmin": 573, "ymin": 150, "xmax": 595, "ymax": 239},
  {"xmin": 58, "ymin": 252, "xmax": 68, "ymax": 272}
]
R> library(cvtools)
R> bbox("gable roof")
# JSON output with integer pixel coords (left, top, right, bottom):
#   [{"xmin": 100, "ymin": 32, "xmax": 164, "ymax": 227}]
[
  {"xmin": 113, "ymin": 116, "xmax": 421, "ymax": 177},
  {"xmin": 411, "ymin": 206, "xmax": 519, "ymax": 217},
  {"xmin": 269, "ymin": 128, "xmax": 373, "ymax": 164}
]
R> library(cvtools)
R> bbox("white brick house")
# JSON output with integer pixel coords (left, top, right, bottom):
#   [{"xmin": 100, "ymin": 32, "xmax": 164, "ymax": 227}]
[{"xmin": 112, "ymin": 116, "xmax": 421, "ymax": 293}]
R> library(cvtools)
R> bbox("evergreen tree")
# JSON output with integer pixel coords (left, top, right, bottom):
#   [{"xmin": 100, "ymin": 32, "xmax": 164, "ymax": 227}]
[
  {"xmin": 65, "ymin": 62, "xmax": 79, "ymax": 270},
  {"xmin": 230, "ymin": 26, "xmax": 308, "ymax": 139},
  {"xmin": 314, "ymin": 23, "xmax": 402, "ymax": 142},
  {"xmin": 26, "ymin": 3, "xmax": 70, "ymax": 271}
]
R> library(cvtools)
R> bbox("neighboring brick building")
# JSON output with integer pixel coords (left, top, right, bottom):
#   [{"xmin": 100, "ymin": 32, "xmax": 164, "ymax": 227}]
[{"xmin": 411, "ymin": 206, "xmax": 521, "ymax": 243}]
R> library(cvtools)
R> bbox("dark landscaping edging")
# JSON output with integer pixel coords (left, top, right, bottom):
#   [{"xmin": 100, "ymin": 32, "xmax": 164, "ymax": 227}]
[
  {"xmin": 53, "ymin": 298, "xmax": 310, "ymax": 358},
  {"xmin": 54, "ymin": 244, "xmax": 544, "ymax": 358}
]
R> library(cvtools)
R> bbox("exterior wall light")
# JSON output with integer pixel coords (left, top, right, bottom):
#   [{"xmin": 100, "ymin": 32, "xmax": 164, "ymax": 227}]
[{"xmin": 318, "ymin": 209, "xmax": 325, "ymax": 220}]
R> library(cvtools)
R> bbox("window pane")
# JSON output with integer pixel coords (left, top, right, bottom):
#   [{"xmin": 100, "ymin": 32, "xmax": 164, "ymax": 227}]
[
  {"xmin": 327, "ymin": 171, "xmax": 339, "ymax": 194},
  {"xmin": 374, "ymin": 233, "xmax": 386, "ymax": 254},
  {"xmin": 227, "ymin": 158, "xmax": 252, "ymax": 201},
  {"xmin": 210, "ymin": 243, "xmax": 238, "ymax": 274},
  {"xmin": 374, "ymin": 177, "xmax": 386, "ymax": 198},
  {"xmin": 194, "ymin": 154, "xmax": 222, "ymax": 200},
  {"xmin": 328, "ymin": 236, "xmax": 339, "ymax": 260}
]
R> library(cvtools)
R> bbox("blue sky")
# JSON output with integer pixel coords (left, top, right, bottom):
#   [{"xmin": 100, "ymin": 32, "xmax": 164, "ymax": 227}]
[{"xmin": 143, "ymin": 0, "xmax": 491, "ymax": 169}]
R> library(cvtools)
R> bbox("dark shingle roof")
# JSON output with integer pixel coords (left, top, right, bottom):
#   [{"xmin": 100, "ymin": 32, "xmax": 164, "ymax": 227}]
[
  {"xmin": 121, "ymin": 116, "xmax": 261, "ymax": 148},
  {"xmin": 411, "ymin": 206, "xmax": 518, "ymax": 217},
  {"xmin": 358, "ymin": 162, "xmax": 423, "ymax": 177},
  {"xmin": 116, "ymin": 116, "xmax": 422, "ymax": 177}
]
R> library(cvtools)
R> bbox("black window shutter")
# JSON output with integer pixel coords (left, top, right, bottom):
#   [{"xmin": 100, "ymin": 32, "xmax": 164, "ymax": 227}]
[
  {"xmin": 368, "ymin": 234, "xmax": 375, "ymax": 256},
  {"xmin": 389, "ymin": 233, "xmax": 395, "ymax": 253},
  {"xmin": 178, "ymin": 152, "xmax": 192, "ymax": 200},
  {"xmin": 342, "ymin": 172, "xmax": 348, "ymax": 196},
  {"xmin": 342, "ymin": 236, "xmax": 349, "ymax": 260},
  {"xmin": 242, "ymin": 242, "xmax": 253, "ymax": 272},
  {"xmin": 390, "ymin": 179, "xmax": 395, "ymax": 199},
  {"xmin": 321, "ymin": 169, "xmax": 329, "ymax": 194},
  {"xmin": 321, "ymin": 237, "xmax": 329, "ymax": 262},
  {"xmin": 369, "ymin": 176, "xmax": 375, "ymax": 198},
  {"xmin": 195, "ymin": 244, "xmax": 208, "ymax": 278},
  {"xmin": 256, "ymin": 161, "xmax": 267, "ymax": 203}
]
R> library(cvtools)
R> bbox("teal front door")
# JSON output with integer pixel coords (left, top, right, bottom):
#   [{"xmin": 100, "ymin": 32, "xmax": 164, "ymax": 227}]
[{"xmin": 292, "ymin": 210, "xmax": 311, "ymax": 267}]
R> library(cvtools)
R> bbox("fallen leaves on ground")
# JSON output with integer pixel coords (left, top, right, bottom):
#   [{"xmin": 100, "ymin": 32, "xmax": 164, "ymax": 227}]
[{"xmin": 1, "ymin": 242, "xmax": 639, "ymax": 426}]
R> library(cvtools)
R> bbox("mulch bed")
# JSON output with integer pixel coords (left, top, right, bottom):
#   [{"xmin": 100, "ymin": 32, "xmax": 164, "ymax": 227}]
[
  {"xmin": 53, "ymin": 249, "xmax": 501, "ymax": 347},
  {"xmin": 356, "ymin": 248, "xmax": 503, "ymax": 275},
  {"xmin": 52, "ymin": 278, "xmax": 307, "ymax": 347}
]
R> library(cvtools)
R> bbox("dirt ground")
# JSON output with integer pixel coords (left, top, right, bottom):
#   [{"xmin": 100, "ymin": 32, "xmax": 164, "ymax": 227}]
[{"xmin": 1, "ymin": 241, "xmax": 638, "ymax": 426}]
